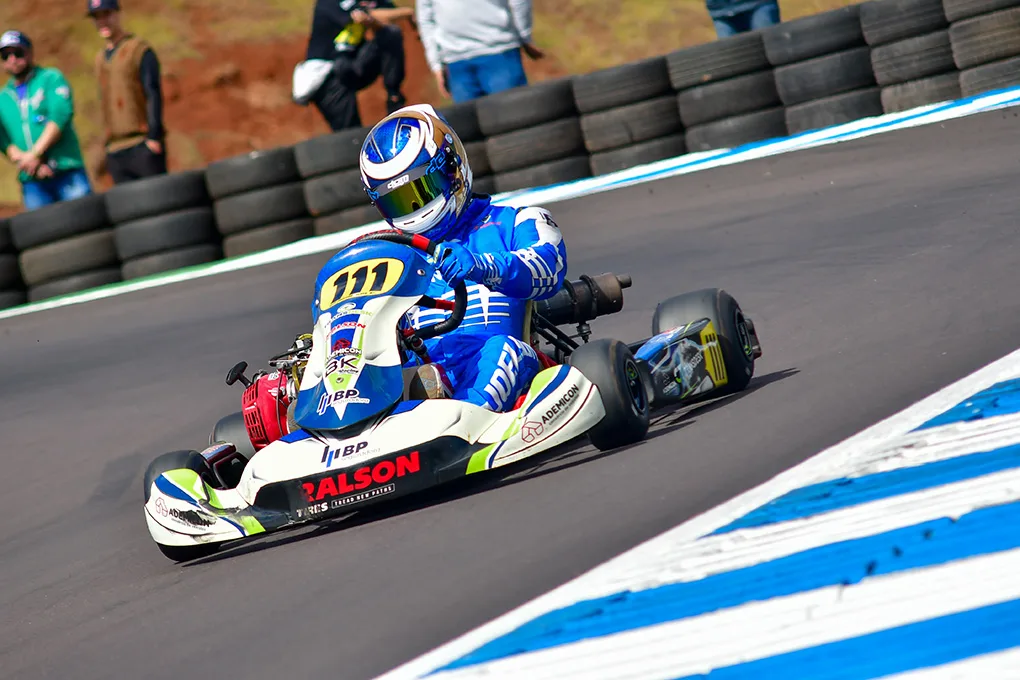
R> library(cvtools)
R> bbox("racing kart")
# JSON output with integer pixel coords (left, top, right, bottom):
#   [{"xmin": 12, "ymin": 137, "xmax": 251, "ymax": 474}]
[{"xmin": 143, "ymin": 232, "xmax": 762, "ymax": 562}]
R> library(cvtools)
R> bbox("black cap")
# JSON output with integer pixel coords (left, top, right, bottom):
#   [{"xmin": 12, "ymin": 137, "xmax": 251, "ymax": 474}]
[{"xmin": 86, "ymin": 0, "xmax": 121, "ymax": 16}]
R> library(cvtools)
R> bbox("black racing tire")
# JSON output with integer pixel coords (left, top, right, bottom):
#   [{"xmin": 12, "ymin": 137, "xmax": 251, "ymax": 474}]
[
  {"xmin": 205, "ymin": 146, "xmax": 300, "ymax": 200},
  {"xmin": 302, "ymin": 168, "xmax": 370, "ymax": 217},
  {"xmin": 881, "ymin": 71, "xmax": 962, "ymax": 111},
  {"xmin": 222, "ymin": 219, "xmax": 314, "ymax": 258},
  {"xmin": 19, "ymin": 230, "xmax": 119, "ymax": 287},
  {"xmin": 589, "ymin": 135, "xmax": 687, "ymax": 176},
  {"xmin": 0, "ymin": 289, "xmax": 26, "ymax": 310},
  {"xmin": 684, "ymin": 107, "xmax": 788, "ymax": 152},
  {"xmin": 465, "ymin": 141, "xmax": 492, "ymax": 177},
  {"xmin": 677, "ymin": 70, "xmax": 781, "ymax": 128},
  {"xmin": 569, "ymin": 339, "xmax": 650, "ymax": 451},
  {"xmin": 213, "ymin": 182, "xmax": 308, "ymax": 235},
  {"xmin": 667, "ymin": 32, "xmax": 770, "ymax": 90},
  {"xmin": 27, "ymin": 267, "xmax": 122, "ymax": 302},
  {"xmin": 959, "ymin": 54, "xmax": 1020, "ymax": 96},
  {"xmin": 762, "ymin": 5, "xmax": 865, "ymax": 66},
  {"xmin": 652, "ymin": 288, "xmax": 756, "ymax": 395},
  {"xmin": 0, "ymin": 217, "xmax": 13, "ymax": 253},
  {"xmin": 571, "ymin": 57, "xmax": 673, "ymax": 114},
  {"xmin": 10, "ymin": 193, "xmax": 109, "ymax": 251},
  {"xmin": 860, "ymin": 0, "xmax": 948, "ymax": 47},
  {"xmin": 121, "ymin": 243, "xmax": 222, "ymax": 280},
  {"xmin": 0, "ymin": 254, "xmax": 22, "ymax": 290},
  {"xmin": 485, "ymin": 118, "xmax": 586, "ymax": 174},
  {"xmin": 943, "ymin": 0, "xmax": 1020, "ymax": 23},
  {"xmin": 143, "ymin": 449, "xmax": 220, "ymax": 563},
  {"xmin": 113, "ymin": 207, "xmax": 218, "ymax": 260},
  {"xmin": 871, "ymin": 30, "xmax": 955, "ymax": 86},
  {"xmin": 104, "ymin": 170, "xmax": 210, "ymax": 224},
  {"xmin": 437, "ymin": 101, "xmax": 483, "ymax": 142},
  {"xmin": 581, "ymin": 96, "xmax": 684, "ymax": 154},
  {"xmin": 785, "ymin": 87, "xmax": 884, "ymax": 135},
  {"xmin": 210, "ymin": 411, "xmax": 257, "ymax": 459},
  {"xmin": 949, "ymin": 7, "xmax": 1020, "ymax": 70},
  {"xmin": 493, "ymin": 156, "xmax": 592, "ymax": 194},
  {"xmin": 294, "ymin": 127, "xmax": 370, "ymax": 179},
  {"xmin": 313, "ymin": 204, "xmax": 383, "ymax": 236},
  {"xmin": 774, "ymin": 47, "xmax": 876, "ymax": 107},
  {"xmin": 475, "ymin": 78, "xmax": 576, "ymax": 136}
]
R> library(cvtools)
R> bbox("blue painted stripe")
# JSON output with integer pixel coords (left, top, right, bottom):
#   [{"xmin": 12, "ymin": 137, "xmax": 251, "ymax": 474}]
[
  {"xmin": 154, "ymin": 475, "xmax": 199, "ymax": 505},
  {"xmin": 432, "ymin": 499, "xmax": 1020, "ymax": 673},
  {"xmin": 527, "ymin": 366, "xmax": 571, "ymax": 414},
  {"xmin": 280, "ymin": 429, "xmax": 314, "ymax": 444},
  {"xmin": 915, "ymin": 378, "xmax": 1020, "ymax": 431},
  {"xmin": 672, "ymin": 599, "xmax": 1020, "ymax": 680},
  {"xmin": 708, "ymin": 442, "xmax": 1020, "ymax": 536}
]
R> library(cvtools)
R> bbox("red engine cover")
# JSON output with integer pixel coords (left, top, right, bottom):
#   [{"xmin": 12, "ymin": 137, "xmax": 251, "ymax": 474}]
[{"xmin": 241, "ymin": 371, "xmax": 292, "ymax": 451}]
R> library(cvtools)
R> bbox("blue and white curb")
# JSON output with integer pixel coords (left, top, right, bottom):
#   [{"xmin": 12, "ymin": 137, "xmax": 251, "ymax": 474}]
[
  {"xmin": 3, "ymin": 85, "xmax": 1020, "ymax": 322},
  {"xmin": 377, "ymin": 348, "xmax": 1020, "ymax": 679}
]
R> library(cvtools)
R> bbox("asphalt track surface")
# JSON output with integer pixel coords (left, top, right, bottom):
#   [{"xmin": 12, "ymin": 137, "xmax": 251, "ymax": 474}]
[{"xmin": 3, "ymin": 108, "xmax": 1020, "ymax": 680}]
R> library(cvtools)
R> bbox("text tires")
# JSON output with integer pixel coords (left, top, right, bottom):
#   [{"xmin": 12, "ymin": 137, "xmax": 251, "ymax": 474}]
[{"xmin": 570, "ymin": 339, "xmax": 650, "ymax": 451}]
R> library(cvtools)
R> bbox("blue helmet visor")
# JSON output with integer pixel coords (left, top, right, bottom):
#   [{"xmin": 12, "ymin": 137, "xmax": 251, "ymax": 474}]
[{"xmin": 369, "ymin": 163, "xmax": 455, "ymax": 223}]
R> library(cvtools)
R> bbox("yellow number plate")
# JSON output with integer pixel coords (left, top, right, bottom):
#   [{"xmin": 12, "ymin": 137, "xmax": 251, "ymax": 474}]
[{"xmin": 318, "ymin": 258, "xmax": 405, "ymax": 310}]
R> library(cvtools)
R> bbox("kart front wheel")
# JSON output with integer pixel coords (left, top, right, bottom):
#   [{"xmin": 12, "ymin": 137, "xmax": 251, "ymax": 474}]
[
  {"xmin": 143, "ymin": 450, "xmax": 221, "ymax": 563},
  {"xmin": 569, "ymin": 339, "xmax": 650, "ymax": 451}
]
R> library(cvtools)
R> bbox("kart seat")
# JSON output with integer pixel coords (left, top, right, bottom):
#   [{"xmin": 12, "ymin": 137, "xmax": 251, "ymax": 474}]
[{"xmin": 401, "ymin": 364, "xmax": 451, "ymax": 401}]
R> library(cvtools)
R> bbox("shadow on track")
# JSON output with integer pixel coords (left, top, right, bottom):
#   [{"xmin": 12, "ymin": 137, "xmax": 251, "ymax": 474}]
[{"xmin": 185, "ymin": 367, "xmax": 799, "ymax": 566}]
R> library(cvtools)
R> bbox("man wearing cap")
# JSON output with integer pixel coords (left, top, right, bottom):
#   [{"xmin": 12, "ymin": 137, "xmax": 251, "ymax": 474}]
[
  {"xmin": 0, "ymin": 30, "xmax": 92, "ymax": 211},
  {"xmin": 89, "ymin": 0, "xmax": 167, "ymax": 183}
]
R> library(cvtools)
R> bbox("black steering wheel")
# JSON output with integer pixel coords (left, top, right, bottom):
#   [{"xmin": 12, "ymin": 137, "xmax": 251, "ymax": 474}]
[{"xmin": 352, "ymin": 231, "xmax": 468, "ymax": 341}]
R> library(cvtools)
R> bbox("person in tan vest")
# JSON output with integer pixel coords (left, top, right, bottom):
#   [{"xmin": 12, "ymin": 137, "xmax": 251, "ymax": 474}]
[{"xmin": 88, "ymin": 0, "xmax": 166, "ymax": 184}]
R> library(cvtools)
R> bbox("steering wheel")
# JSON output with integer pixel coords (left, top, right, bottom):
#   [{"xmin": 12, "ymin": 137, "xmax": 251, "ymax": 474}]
[{"xmin": 352, "ymin": 231, "xmax": 468, "ymax": 341}]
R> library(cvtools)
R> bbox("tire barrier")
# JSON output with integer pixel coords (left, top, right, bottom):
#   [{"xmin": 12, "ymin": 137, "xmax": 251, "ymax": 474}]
[{"xmin": 8, "ymin": 0, "xmax": 1020, "ymax": 305}]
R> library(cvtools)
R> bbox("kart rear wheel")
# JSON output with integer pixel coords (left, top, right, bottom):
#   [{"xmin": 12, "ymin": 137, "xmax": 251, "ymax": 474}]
[
  {"xmin": 210, "ymin": 411, "xmax": 257, "ymax": 459},
  {"xmin": 143, "ymin": 450, "xmax": 220, "ymax": 563},
  {"xmin": 569, "ymin": 338, "xmax": 650, "ymax": 451},
  {"xmin": 652, "ymin": 288, "xmax": 757, "ymax": 395}
]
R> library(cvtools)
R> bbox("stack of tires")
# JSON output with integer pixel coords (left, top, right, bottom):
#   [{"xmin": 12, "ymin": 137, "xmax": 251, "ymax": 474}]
[
  {"xmin": 947, "ymin": 0, "xmax": 1020, "ymax": 97},
  {"xmin": 764, "ymin": 6, "xmax": 883, "ymax": 135},
  {"xmin": 10, "ymin": 193, "xmax": 121, "ymax": 302},
  {"xmin": 480, "ymin": 78, "xmax": 591, "ymax": 193},
  {"xmin": 861, "ymin": 0, "xmax": 959, "ymax": 113},
  {"xmin": 439, "ymin": 102, "xmax": 496, "ymax": 196},
  {"xmin": 574, "ymin": 57, "xmax": 686, "ymax": 176},
  {"xmin": 296, "ymin": 127, "xmax": 381, "ymax": 237},
  {"xmin": 208, "ymin": 147, "xmax": 312, "ymax": 258},
  {"xmin": 670, "ymin": 33, "xmax": 787, "ymax": 152},
  {"xmin": 105, "ymin": 170, "xmax": 220, "ymax": 280},
  {"xmin": 0, "ymin": 216, "xmax": 25, "ymax": 309}
]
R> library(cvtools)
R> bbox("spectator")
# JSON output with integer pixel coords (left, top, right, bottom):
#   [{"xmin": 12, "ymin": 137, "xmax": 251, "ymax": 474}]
[
  {"xmin": 0, "ymin": 31, "xmax": 92, "ymax": 211},
  {"xmin": 295, "ymin": 0, "xmax": 412, "ymax": 132},
  {"xmin": 706, "ymin": 0, "xmax": 781, "ymax": 39},
  {"xmin": 416, "ymin": 0, "xmax": 545, "ymax": 104},
  {"xmin": 88, "ymin": 0, "xmax": 167, "ymax": 184}
]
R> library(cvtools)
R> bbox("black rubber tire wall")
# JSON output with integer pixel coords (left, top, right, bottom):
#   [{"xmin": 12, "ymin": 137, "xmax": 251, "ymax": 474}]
[
  {"xmin": 785, "ymin": 88, "xmax": 884, "ymax": 134},
  {"xmin": 762, "ymin": 5, "xmax": 865, "ymax": 66},
  {"xmin": 589, "ymin": 135, "xmax": 687, "ymax": 176},
  {"xmin": 949, "ymin": 7, "xmax": 1020, "ymax": 69},
  {"xmin": 959, "ymin": 54, "xmax": 1020, "ymax": 95},
  {"xmin": 313, "ymin": 204, "xmax": 383, "ymax": 236},
  {"xmin": 213, "ymin": 183, "xmax": 308, "ymax": 235},
  {"xmin": 943, "ymin": 0, "xmax": 1020, "ymax": 23},
  {"xmin": 223, "ymin": 219, "xmax": 314, "ymax": 258},
  {"xmin": 121, "ymin": 244, "xmax": 222, "ymax": 280},
  {"xmin": 28, "ymin": 268, "xmax": 122, "ymax": 302},
  {"xmin": 572, "ymin": 57, "xmax": 673, "ymax": 114},
  {"xmin": 303, "ymin": 168, "xmax": 371, "ymax": 217},
  {"xmin": 10, "ymin": 194, "xmax": 109, "ymax": 251},
  {"xmin": 485, "ymin": 118, "xmax": 586, "ymax": 174},
  {"xmin": 881, "ymin": 71, "xmax": 962, "ymax": 111},
  {"xmin": 475, "ymin": 78, "xmax": 576, "ymax": 136},
  {"xmin": 494, "ymin": 156, "xmax": 591, "ymax": 193},
  {"xmin": 205, "ymin": 147, "xmax": 300, "ymax": 200},
  {"xmin": 684, "ymin": 107, "xmax": 789, "ymax": 151},
  {"xmin": 294, "ymin": 128, "xmax": 369, "ymax": 179},
  {"xmin": 19, "ymin": 230, "xmax": 119, "ymax": 287},
  {"xmin": 860, "ymin": 0, "xmax": 948, "ymax": 46},
  {"xmin": 104, "ymin": 170, "xmax": 210, "ymax": 224},
  {"xmin": 871, "ymin": 31, "xmax": 955, "ymax": 85},
  {"xmin": 581, "ymin": 96, "xmax": 684, "ymax": 153},
  {"xmin": 667, "ymin": 32, "xmax": 770, "ymax": 89},
  {"xmin": 677, "ymin": 70, "xmax": 781, "ymax": 127},
  {"xmin": 774, "ymin": 47, "xmax": 876, "ymax": 106},
  {"xmin": 113, "ymin": 207, "xmax": 218, "ymax": 260}
]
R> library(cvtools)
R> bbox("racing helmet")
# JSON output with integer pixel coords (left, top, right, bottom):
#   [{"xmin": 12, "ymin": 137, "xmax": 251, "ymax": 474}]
[{"xmin": 359, "ymin": 104, "xmax": 473, "ymax": 241}]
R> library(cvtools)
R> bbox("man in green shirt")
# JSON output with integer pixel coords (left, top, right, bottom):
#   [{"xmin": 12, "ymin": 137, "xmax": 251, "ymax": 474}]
[{"xmin": 0, "ymin": 31, "xmax": 92, "ymax": 211}]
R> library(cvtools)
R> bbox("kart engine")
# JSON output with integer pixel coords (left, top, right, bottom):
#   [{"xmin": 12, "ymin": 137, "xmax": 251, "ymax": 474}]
[
  {"xmin": 241, "ymin": 370, "xmax": 295, "ymax": 451},
  {"xmin": 535, "ymin": 273, "xmax": 632, "ymax": 326}
]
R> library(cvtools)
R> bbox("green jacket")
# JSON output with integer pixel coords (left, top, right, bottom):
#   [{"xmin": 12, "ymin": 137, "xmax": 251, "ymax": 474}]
[{"xmin": 0, "ymin": 66, "xmax": 86, "ymax": 184}]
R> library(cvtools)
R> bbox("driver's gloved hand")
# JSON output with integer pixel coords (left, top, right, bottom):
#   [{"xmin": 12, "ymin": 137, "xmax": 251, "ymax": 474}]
[{"xmin": 435, "ymin": 242, "xmax": 482, "ymax": 287}]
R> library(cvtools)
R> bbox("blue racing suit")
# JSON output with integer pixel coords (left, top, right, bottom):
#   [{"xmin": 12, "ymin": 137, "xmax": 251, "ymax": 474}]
[{"xmin": 405, "ymin": 194, "xmax": 568, "ymax": 411}]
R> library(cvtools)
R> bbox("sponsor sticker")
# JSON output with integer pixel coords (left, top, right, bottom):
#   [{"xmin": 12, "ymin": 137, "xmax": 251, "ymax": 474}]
[
  {"xmin": 521, "ymin": 419, "xmax": 543, "ymax": 443},
  {"xmin": 317, "ymin": 388, "xmax": 370, "ymax": 414},
  {"xmin": 154, "ymin": 496, "xmax": 215, "ymax": 528},
  {"xmin": 539, "ymin": 383, "xmax": 581, "ymax": 426},
  {"xmin": 326, "ymin": 354, "xmax": 359, "ymax": 374},
  {"xmin": 296, "ymin": 451, "xmax": 421, "ymax": 516}
]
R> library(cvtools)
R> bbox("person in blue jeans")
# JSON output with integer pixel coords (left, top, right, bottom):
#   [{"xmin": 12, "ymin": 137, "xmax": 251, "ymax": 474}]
[
  {"xmin": 707, "ymin": 0, "xmax": 781, "ymax": 38},
  {"xmin": 416, "ymin": 0, "xmax": 545, "ymax": 103},
  {"xmin": 0, "ymin": 31, "xmax": 92, "ymax": 211}
]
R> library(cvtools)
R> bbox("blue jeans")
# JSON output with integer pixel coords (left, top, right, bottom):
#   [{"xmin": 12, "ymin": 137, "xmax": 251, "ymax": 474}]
[
  {"xmin": 712, "ymin": 0, "xmax": 781, "ymax": 38},
  {"xmin": 445, "ymin": 48, "xmax": 529, "ymax": 104},
  {"xmin": 22, "ymin": 168, "xmax": 92, "ymax": 211}
]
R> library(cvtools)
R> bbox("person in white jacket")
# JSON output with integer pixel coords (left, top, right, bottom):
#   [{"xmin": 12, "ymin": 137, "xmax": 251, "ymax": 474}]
[{"xmin": 415, "ymin": 0, "xmax": 545, "ymax": 103}]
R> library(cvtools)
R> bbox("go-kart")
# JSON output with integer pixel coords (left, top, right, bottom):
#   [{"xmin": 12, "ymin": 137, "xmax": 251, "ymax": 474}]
[{"xmin": 142, "ymin": 231, "xmax": 762, "ymax": 562}]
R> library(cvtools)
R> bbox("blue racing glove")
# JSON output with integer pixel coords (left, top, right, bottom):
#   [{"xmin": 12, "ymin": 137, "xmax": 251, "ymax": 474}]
[{"xmin": 435, "ymin": 242, "xmax": 482, "ymax": 287}]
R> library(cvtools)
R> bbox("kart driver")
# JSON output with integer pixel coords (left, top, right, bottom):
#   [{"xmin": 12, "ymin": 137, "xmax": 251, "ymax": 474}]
[{"xmin": 359, "ymin": 103, "xmax": 568, "ymax": 411}]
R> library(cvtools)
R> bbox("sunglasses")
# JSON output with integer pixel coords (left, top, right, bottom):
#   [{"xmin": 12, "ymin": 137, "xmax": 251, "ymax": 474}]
[{"xmin": 0, "ymin": 48, "xmax": 26, "ymax": 60}]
